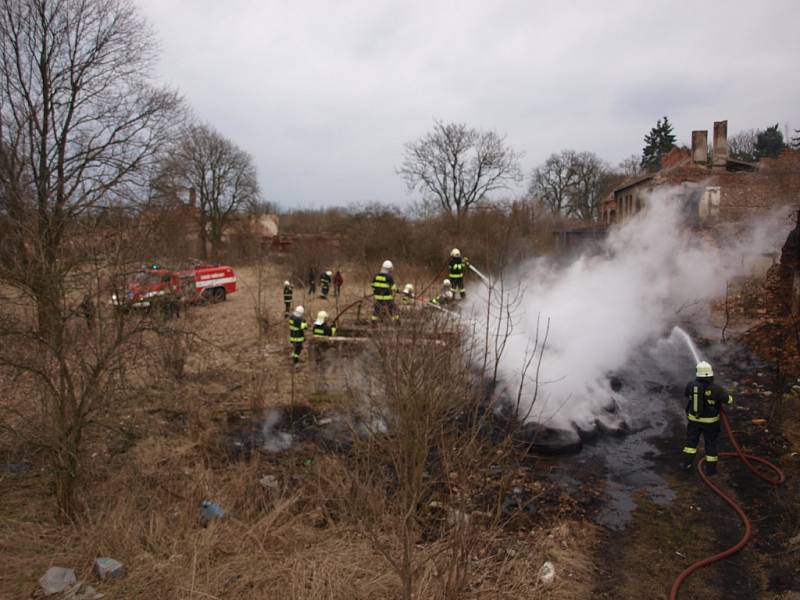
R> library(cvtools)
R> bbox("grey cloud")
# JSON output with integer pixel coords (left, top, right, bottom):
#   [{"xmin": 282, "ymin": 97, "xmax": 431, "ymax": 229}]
[{"xmin": 136, "ymin": 0, "xmax": 800, "ymax": 208}]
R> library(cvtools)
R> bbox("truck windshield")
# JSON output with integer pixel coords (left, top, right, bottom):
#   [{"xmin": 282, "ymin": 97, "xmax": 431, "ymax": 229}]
[{"xmin": 132, "ymin": 272, "xmax": 162, "ymax": 285}]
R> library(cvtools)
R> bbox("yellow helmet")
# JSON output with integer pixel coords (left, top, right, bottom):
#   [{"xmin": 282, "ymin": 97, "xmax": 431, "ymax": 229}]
[
  {"xmin": 316, "ymin": 310, "xmax": 328, "ymax": 322},
  {"xmin": 451, "ymin": 248, "xmax": 461, "ymax": 258}
]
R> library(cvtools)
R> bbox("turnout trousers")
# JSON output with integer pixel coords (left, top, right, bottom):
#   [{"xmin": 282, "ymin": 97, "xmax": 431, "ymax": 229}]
[
  {"xmin": 682, "ymin": 420, "xmax": 720, "ymax": 471},
  {"xmin": 372, "ymin": 299, "xmax": 398, "ymax": 322}
]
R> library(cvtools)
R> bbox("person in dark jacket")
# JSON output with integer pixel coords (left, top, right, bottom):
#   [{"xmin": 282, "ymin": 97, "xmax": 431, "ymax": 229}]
[
  {"xmin": 320, "ymin": 270, "xmax": 332, "ymax": 299},
  {"xmin": 288, "ymin": 305, "xmax": 308, "ymax": 363},
  {"xmin": 333, "ymin": 270, "xmax": 343, "ymax": 298},
  {"xmin": 308, "ymin": 268, "xmax": 316, "ymax": 295},
  {"xmin": 372, "ymin": 259, "xmax": 398, "ymax": 323},
  {"xmin": 448, "ymin": 248, "xmax": 469, "ymax": 300},
  {"xmin": 312, "ymin": 310, "xmax": 336, "ymax": 337},
  {"xmin": 682, "ymin": 361, "xmax": 734, "ymax": 475}
]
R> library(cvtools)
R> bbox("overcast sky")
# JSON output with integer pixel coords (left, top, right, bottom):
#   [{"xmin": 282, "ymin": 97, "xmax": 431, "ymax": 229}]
[{"xmin": 136, "ymin": 0, "xmax": 800, "ymax": 209}]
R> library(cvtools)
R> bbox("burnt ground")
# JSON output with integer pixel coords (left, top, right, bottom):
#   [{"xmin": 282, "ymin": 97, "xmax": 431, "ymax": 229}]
[{"xmin": 584, "ymin": 334, "xmax": 800, "ymax": 600}]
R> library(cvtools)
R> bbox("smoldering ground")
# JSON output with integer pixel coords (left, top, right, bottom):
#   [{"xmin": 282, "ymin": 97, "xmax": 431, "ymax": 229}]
[{"xmin": 469, "ymin": 188, "xmax": 793, "ymax": 433}]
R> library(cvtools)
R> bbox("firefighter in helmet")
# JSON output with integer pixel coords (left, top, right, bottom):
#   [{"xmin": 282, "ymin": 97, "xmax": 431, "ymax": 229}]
[
  {"xmin": 313, "ymin": 310, "xmax": 336, "ymax": 337},
  {"xmin": 682, "ymin": 361, "xmax": 734, "ymax": 475},
  {"xmin": 430, "ymin": 279, "xmax": 454, "ymax": 307},
  {"xmin": 400, "ymin": 283, "xmax": 415, "ymax": 306},
  {"xmin": 288, "ymin": 305, "xmax": 308, "ymax": 363},
  {"xmin": 371, "ymin": 260, "xmax": 399, "ymax": 323},
  {"xmin": 448, "ymin": 248, "xmax": 469, "ymax": 300},
  {"xmin": 283, "ymin": 280, "xmax": 293, "ymax": 317},
  {"xmin": 320, "ymin": 270, "xmax": 332, "ymax": 299}
]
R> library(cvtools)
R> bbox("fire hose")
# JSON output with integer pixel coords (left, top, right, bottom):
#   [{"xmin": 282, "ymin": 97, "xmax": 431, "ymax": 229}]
[
  {"xmin": 669, "ymin": 407, "xmax": 785, "ymax": 599},
  {"xmin": 332, "ymin": 264, "xmax": 450, "ymax": 325},
  {"xmin": 331, "ymin": 260, "xmax": 491, "ymax": 325}
]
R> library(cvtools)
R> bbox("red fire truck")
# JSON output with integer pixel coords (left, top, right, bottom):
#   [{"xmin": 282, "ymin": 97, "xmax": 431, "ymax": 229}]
[{"xmin": 111, "ymin": 263, "xmax": 237, "ymax": 309}]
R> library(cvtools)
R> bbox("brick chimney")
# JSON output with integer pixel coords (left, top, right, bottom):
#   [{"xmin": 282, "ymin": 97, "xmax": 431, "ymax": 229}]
[
  {"xmin": 712, "ymin": 120, "xmax": 728, "ymax": 169},
  {"xmin": 691, "ymin": 130, "xmax": 708, "ymax": 165}
]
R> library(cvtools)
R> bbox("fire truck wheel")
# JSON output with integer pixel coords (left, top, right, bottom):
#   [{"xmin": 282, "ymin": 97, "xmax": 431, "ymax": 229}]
[{"xmin": 212, "ymin": 287, "xmax": 226, "ymax": 303}]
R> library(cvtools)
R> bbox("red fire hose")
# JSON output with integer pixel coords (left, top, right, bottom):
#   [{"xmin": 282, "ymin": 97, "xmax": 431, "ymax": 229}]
[{"xmin": 669, "ymin": 408, "xmax": 785, "ymax": 599}]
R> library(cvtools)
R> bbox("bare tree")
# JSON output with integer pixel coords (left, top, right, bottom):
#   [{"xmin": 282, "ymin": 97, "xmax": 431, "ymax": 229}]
[
  {"xmin": 568, "ymin": 151, "xmax": 619, "ymax": 220},
  {"xmin": 530, "ymin": 150, "xmax": 620, "ymax": 220},
  {"xmin": 529, "ymin": 150, "xmax": 577, "ymax": 216},
  {"xmin": 729, "ymin": 128, "xmax": 759, "ymax": 162},
  {"xmin": 172, "ymin": 124, "xmax": 261, "ymax": 260},
  {"xmin": 618, "ymin": 153, "xmax": 644, "ymax": 178},
  {"xmin": 398, "ymin": 121, "xmax": 522, "ymax": 223},
  {"xmin": 0, "ymin": 0, "xmax": 182, "ymax": 516},
  {"xmin": 0, "ymin": 0, "xmax": 181, "ymax": 333}
]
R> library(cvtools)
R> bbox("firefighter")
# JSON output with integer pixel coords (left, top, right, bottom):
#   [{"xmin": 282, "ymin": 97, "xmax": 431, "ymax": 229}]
[
  {"xmin": 288, "ymin": 305, "xmax": 308, "ymax": 363},
  {"xmin": 400, "ymin": 283, "xmax": 415, "ymax": 306},
  {"xmin": 313, "ymin": 310, "xmax": 336, "ymax": 337},
  {"xmin": 448, "ymin": 248, "xmax": 469, "ymax": 300},
  {"xmin": 283, "ymin": 280, "xmax": 293, "ymax": 317},
  {"xmin": 682, "ymin": 361, "xmax": 734, "ymax": 475},
  {"xmin": 372, "ymin": 260, "xmax": 398, "ymax": 323},
  {"xmin": 320, "ymin": 270, "xmax": 332, "ymax": 299},
  {"xmin": 430, "ymin": 279, "xmax": 454, "ymax": 307}
]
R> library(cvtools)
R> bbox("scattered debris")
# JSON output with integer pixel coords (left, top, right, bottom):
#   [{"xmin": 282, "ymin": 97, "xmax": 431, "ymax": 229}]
[
  {"xmin": 259, "ymin": 474, "xmax": 279, "ymax": 490},
  {"xmin": 538, "ymin": 560, "xmax": 556, "ymax": 586},
  {"xmin": 751, "ymin": 418, "xmax": 768, "ymax": 426},
  {"xmin": 38, "ymin": 567, "xmax": 77, "ymax": 595},
  {"xmin": 200, "ymin": 499, "xmax": 225, "ymax": 523},
  {"xmin": 93, "ymin": 557, "xmax": 126, "ymax": 580},
  {"xmin": 788, "ymin": 532, "xmax": 800, "ymax": 548}
]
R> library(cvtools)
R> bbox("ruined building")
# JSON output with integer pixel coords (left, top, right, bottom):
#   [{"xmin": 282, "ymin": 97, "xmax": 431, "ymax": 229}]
[{"xmin": 600, "ymin": 120, "xmax": 800, "ymax": 226}]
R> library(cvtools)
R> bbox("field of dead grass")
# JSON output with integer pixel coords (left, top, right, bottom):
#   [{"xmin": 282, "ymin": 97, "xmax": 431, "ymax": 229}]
[{"xmin": 0, "ymin": 262, "xmax": 598, "ymax": 599}]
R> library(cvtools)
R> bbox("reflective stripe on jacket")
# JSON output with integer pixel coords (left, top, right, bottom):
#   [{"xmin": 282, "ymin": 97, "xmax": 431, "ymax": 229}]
[
  {"xmin": 313, "ymin": 323, "xmax": 336, "ymax": 337},
  {"xmin": 288, "ymin": 316, "xmax": 307, "ymax": 342},
  {"xmin": 448, "ymin": 257, "xmax": 467, "ymax": 279},
  {"xmin": 684, "ymin": 380, "xmax": 733, "ymax": 424},
  {"xmin": 372, "ymin": 273, "xmax": 396, "ymax": 301}
]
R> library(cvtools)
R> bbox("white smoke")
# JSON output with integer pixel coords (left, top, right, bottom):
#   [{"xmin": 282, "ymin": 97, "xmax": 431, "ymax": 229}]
[{"xmin": 471, "ymin": 188, "xmax": 791, "ymax": 430}]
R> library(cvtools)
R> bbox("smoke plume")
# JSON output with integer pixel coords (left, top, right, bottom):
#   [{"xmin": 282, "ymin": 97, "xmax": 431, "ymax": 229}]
[{"xmin": 472, "ymin": 188, "xmax": 791, "ymax": 430}]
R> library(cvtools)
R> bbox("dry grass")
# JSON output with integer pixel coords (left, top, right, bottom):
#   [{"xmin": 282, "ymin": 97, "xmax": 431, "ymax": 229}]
[{"xmin": 0, "ymin": 264, "xmax": 598, "ymax": 599}]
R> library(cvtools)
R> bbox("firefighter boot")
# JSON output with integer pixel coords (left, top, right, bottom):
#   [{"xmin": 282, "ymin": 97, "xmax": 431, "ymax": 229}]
[
  {"xmin": 681, "ymin": 456, "xmax": 694, "ymax": 472},
  {"xmin": 704, "ymin": 461, "xmax": 718, "ymax": 476}
]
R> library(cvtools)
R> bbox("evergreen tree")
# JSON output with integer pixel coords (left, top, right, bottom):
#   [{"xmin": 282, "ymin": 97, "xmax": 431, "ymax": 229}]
[
  {"xmin": 640, "ymin": 116, "xmax": 677, "ymax": 172},
  {"xmin": 754, "ymin": 123, "xmax": 785, "ymax": 159}
]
